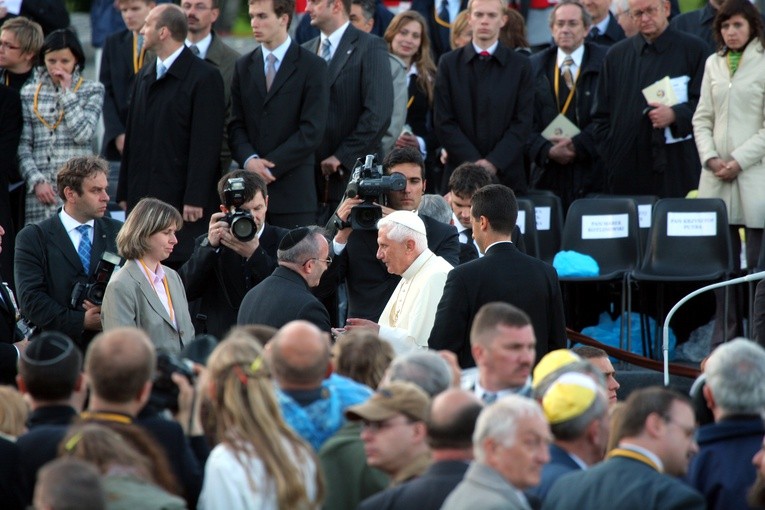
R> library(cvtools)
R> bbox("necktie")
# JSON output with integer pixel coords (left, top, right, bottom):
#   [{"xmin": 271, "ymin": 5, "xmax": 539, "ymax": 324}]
[
  {"xmin": 482, "ymin": 392, "xmax": 498, "ymax": 404},
  {"xmin": 589, "ymin": 26, "xmax": 600, "ymax": 39},
  {"xmin": 463, "ymin": 228, "xmax": 473, "ymax": 242},
  {"xmin": 478, "ymin": 50, "xmax": 491, "ymax": 61},
  {"xmin": 320, "ymin": 38, "xmax": 332, "ymax": 62},
  {"xmin": 561, "ymin": 55, "xmax": 575, "ymax": 90},
  {"xmin": 76, "ymin": 225, "xmax": 92, "ymax": 274},
  {"xmin": 265, "ymin": 53, "xmax": 276, "ymax": 91},
  {"xmin": 157, "ymin": 61, "xmax": 167, "ymax": 79},
  {"xmin": 439, "ymin": 0, "xmax": 450, "ymax": 23},
  {"xmin": 189, "ymin": 44, "xmax": 200, "ymax": 57}
]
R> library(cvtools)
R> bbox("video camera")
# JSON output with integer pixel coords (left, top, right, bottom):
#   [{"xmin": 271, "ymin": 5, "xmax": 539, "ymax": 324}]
[
  {"xmin": 339, "ymin": 155, "xmax": 406, "ymax": 230},
  {"xmin": 223, "ymin": 177, "xmax": 257, "ymax": 241},
  {"xmin": 70, "ymin": 251, "xmax": 121, "ymax": 309}
]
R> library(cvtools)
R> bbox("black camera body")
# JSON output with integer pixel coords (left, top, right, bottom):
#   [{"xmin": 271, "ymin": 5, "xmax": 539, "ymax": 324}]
[
  {"xmin": 149, "ymin": 352, "xmax": 195, "ymax": 413},
  {"xmin": 70, "ymin": 251, "xmax": 121, "ymax": 309},
  {"xmin": 343, "ymin": 155, "xmax": 406, "ymax": 230},
  {"xmin": 223, "ymin": 177, "xmax": 257, "ymax": 242}
]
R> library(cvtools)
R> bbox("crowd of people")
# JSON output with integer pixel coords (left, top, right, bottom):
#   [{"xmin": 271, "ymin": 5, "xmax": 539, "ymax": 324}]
[{"xmin": 2, "ymin": 0, "xmax": 765, "ymax": 507}]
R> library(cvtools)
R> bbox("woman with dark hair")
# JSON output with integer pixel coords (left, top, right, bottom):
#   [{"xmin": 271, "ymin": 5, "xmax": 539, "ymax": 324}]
[
  {"xmin": 101, "ymin": 197, "xmax": 195, "ymax": 353},
  {"xmin": 383, "ymin": 11, "xmax": 439, "ymax": 189},
  {"xmin": 693, "ymin": 0, "xmax": 765, "ymax": 342},
  {"xmin": 17, "ymin": 28, "xmax": 104, "ymax": 225}
]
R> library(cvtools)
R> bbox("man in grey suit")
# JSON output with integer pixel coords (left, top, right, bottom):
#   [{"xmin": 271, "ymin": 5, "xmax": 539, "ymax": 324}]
[
  {"xmin": 442, "ymin": 394, "xmax": 552, "ymax": 510},
  {"xmin": 181, "ymin": 0, "xmax": 240, "ymax": 172},
  {"xmin": 302, "ymin": 0, "xmax": 394, "ymax": 220}
]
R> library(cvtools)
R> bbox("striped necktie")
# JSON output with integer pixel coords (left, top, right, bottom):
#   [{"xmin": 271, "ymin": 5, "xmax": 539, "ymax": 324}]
[{"xmin": 76, "ymin": 225, "xmax": 91, "ymax": 273}]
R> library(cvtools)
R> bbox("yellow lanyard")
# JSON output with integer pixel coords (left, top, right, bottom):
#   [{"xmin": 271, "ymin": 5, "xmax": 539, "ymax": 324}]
[
  {"xmin": 33, "ymin": 77, "xmax": 83, "ymax": 131},
  {"xmin": 553, "ymin": 61, "xmax": 577, "ymax": 116},
  {"xmin": 434, "ymin": 5, "xmax": 451, "ymax": 28},
  {"xmin": 133, "ymin": 33, "xmax": 146, "ymax": 74},
  {"xmin": 406, "ymin": 95, "xmax": 414, "ymax": 109},
  {"xmin": 607, "ymin": 447, "xmax": 661, "ymax": 471},
  {"xmin": 138, "ymin": 259, "xmax": 175, "ymax": 326},
  {"xmin": 80, "ymin": 411, "xmax": 133, "ymax": 424}
]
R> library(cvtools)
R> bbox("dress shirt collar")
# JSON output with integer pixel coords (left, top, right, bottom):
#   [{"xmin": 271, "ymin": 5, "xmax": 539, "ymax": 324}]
[
  {"xmin": 320, "ymin": 20, "xmax": 350, "ymax": 60},
  {"xmin": 556, "ymin": 43, "xmax": 585, "ymax": 69},
  {"xmin": 157, "ymin": 44, "xmax": 184, "ymax": 76},
  {"xmin": 593, "ymin": 14, "xmax": 610, "ymax": 36},
  {"xmin": 618, "ymin": 442, "xmax": 665, "ymax": 472},
  {"xmin": 185, "ymin": 32, "xmax": 212, "ymax": 59},
  {"xmin": 401, "ymin": 249, "xmax": 435, "ymax": 280},
  {"xmin": 474, "ymin": 376, "xmax": 532, "ymax": 399},
  {"xmin": 485, "ymin": 240, "xmax": 513, "ymax": 253},
  {"xmin": 567, "ymin": 450, "xmax": 589, "ymax": 470},
  {"xmin": 262, "ymin": 35, "xmax": 292, "ymax": 69},
  {"xmin": 472, "ymin": 40, "xmax": 499, "ymax": 56},
  {"xmin": 60, "ymin": 208, "xmax": 95, "ymax": 234}
]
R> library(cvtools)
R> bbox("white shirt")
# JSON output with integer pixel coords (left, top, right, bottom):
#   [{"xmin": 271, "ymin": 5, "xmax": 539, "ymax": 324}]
[
  {"xmin": 556, "ymin": 44, "xmax": 585, "ymax": 81},
  {"xmin": 185, "ymin": 33, "xmax": 212, "ymax": 59},
  {"xmin": 474, "ymin": 377, "xmax": 532, "ymax": 400},
  {"xmin": 593, "ymin": 14, "xmax": 611, "ymax": 37},
  {"xmin": 140, "ymin": 262, "xmax": 177, "ymax": 330},
  {"xmin": 451, "ymin": 212, "xmax": 483, "ymax": 258},
  {"xmin": 157, "ymin": 45, "xmax": 184, "ymax": 77},
  {"xmin": 484, "ymin": 239, "xmax": 513, "ymax": 255},
  {"xmin": 472, "ymin": 40, "xmax": 499, "ymax": 56},
  {"xmin": 320, "ymin": 21, "xmax": 350, "ymax": 61},
  {"xmin": 378, "ymin": 249, "xmax": 453, "ymax": 353},
  {"xmin": 60, "ymin": 208, "xmax": 94, "ymax": 251},
  {"xmin": 262, "ymin": 35, "xmax": 292, "ymax": 75}
]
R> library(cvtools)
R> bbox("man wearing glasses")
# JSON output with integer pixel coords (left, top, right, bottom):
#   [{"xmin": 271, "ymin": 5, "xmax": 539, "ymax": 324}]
[
  {"xmin": 238, "ymin": 225, "xmax": 332, "ymax": 332},
  {"xmin": 591, "ymin": 0, "xmax": 706, "ymax": 199}
]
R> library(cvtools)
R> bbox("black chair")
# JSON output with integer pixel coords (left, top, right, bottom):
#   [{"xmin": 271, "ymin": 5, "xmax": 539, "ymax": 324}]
[
  {"xmin": 627, "ymin": 198, "xmax": 734, "ymax": 358},
  {"xmin": 558, "ymin": 198, "xmax": 642, "ymax": 346},
  {"xmin": 520, "ymin": 192, "xmax": 564, "ymax": 264},
  {"xmin": 516, "ymin": 198, "xmax": 539, "ymax": 259},
  {"xmin": 588, "ymin": 193, "xmax": 659, "ymax": 253}
]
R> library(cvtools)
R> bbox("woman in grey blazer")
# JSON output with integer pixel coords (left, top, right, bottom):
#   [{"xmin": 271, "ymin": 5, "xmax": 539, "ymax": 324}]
[{"xmin": 101, "ymin": 198, "xmax": 195, "ymax": 354}]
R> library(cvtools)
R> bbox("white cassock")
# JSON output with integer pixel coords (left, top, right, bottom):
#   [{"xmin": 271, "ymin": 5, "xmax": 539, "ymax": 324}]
[{"xmin": 378, "ymin": 249, "xmax": 453, "ymax": 354}]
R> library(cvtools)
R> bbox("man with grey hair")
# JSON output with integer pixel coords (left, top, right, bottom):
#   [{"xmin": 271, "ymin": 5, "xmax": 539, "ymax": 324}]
[
  {"xmin": 529, "ymin": 372, "xmax": 609, "ymax": 501},
  {"xmin": 442, "ymin": 395, "xmax": 552, "ymax": 510},
  {"xmin": 686, "ymin": 338, "xmax": 765, "ymax": 510},
  {"xmin": 238, "ymin": 226, "xmax": 331, "ymax": 332},
  {"xmin": 386, "ymin": 350, "xmax": 454, "ymax": 397},
  {"xmin": 345, "ymin": 210, "xmax": 453, "ymax": 352},
  {"xmin": 611, "ymin": 0, "xmax": 637, "ymax": 37}
]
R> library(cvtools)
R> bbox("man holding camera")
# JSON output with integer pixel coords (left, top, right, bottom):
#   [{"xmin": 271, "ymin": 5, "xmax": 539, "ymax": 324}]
[
  {"xmin": 178, "ymin": 170, "xmax": 288, "ymax": 339},
  {"xmin": 317, "ymin": 147, "xmax": 459, "ymax": 323},
  {"xmin": 15, "ymin": 156, "xmax": 121, "ymax": 349}
]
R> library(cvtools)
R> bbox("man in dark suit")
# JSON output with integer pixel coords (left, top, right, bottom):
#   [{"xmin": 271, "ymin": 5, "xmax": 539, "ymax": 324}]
[
  {"xmin": 302, "ymin": 0, "xmax": 393, "ymax": 221},
  {"xmin": 428, "ymin": 184, "xmax": 566, "ymax": 368},
  {"xmin": 318, "ymin": 147, "xmax": 459, "ymax": 323},
  {"xmin": 229, "ymin": 0, "xmax": 328, "ymax": 229},
  {"xmin": 411, "ymin": 0, "xmax": 468, "ymax": 61},
  {"xmin": 0, "ymin": 0, "xmax": 69, "ymax": 36},
  {"xmin": 358, "ymin": 388, "xmax": 481, "ymax": 510},
  {"xmin": 238, "ymin": 226, "xmax": 332, "ymax": 332},
  {"xmin": 117, "ymin": 4, "xmax": 225, "ymax": 266},
  {"xmin": 0, "ymin": 224, "xmax": 26, "ymax": 386},
  {"xmin": 434, "ymin": 0, "xmax": 534, "ymax": 192},
  {"xmin": 15, "ymin": 156, "xmax": 121, "ymax": 349},
  {"xmin": 0, "ymin": 84, "xmax": 21, "ymax": 288},
  {"xmin": 181, "ymin": 0, "xmax": 240, "ymax": 172},
  {"xmin": 178, "ymin": 170, "xmax": 289, "ymax": 339},
  {"xmin": 583, "ymin": 0, "xmax": 625, "ymax": 46},
  {"xmin": 544, "ymin": 387, "xmax": 705, "ymax": 510}
]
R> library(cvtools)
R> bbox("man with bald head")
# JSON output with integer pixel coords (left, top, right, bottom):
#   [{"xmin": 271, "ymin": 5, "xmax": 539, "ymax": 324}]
[
  {"xmin": 271, "ymin": 320, "xmax": 372, "ymax": 450},
  {"xmin": 359, "ymin": 388, "xmax": 482, "ymax": 509}
]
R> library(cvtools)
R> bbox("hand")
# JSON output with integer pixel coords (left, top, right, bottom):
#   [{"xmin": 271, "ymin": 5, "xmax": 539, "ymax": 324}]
[
  {"xmin": 548, "ymin": 137, "xmax": 576, "ymax": 165},
  {"xmin": 320, "ymin": 155, "xmax": 343, "ymax": 177},
  {"xmin": 395, "ymin": 133, "xmax": 420, "ymax": 149},
  {"xmin": 333, "ymin": 198, "xmax": 363, "ymax": 244},
  {"xmin": 344, "ymin": 317, "xmax": 380, "ymax": 334},
  {"xmin": 183, "ymin": 205, "xmax": 204, "ymax": 222},
  {"xmin": 245, "ymin": 157, "xmax": 276, "ymax": 183},
  {"xmin": 220, "ymin": 228, "xmax": 260, "ymax": 259},
  {"xmin": 437, "ymin": 350, "xmax": 462, "ymax": 388},
  {"xmin": 706, "ymin": 157, "xmax": 726, "ymax": 173},
  {"xmin": 207, "ymin": 212, "xmax": 228, "ymax": 248},
  {"xmin": 83, "ymin": 305, "xmax": 102, "ymax": 331},
  {"xmin": 34, "ymin": 182, "xmax": 57, "ymax": 205},
  {"xmin": 51, "ymin": 68, "xmax": 73, "ymax": 90},
  {"xmin": 647, "ymin": 102, "xmax": 676, "ymax": 129},
  {"xmin": 714, "ymin": 159, "xmax": 742, "ymax": 182},
  {"xmin": 440, "ymin": 148, "xmax": 448, "ymax": 166},
  {"xmin": 172, "ymin": 363, "xmax": 205, "ymax": 436},
  {"xmin": 475, "ymin": 159, "xmax": 497, "ymax": 176},
  {"xmin": 115, "ymin": 134, "xmax": 125, "ymax": 154}
]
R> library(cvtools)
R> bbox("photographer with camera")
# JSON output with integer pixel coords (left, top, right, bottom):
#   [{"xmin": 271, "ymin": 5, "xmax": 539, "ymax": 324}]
[
  {"xmin": 178, "ymin": 170, "xmax": 288, "ymax": 339},
  {"xmin": 15, "ymin": 156, "xmax": 121, "ymax": 349},
  {"xmin": 317, "ymin": 147, "xmax": 459, "ymax": 324}
]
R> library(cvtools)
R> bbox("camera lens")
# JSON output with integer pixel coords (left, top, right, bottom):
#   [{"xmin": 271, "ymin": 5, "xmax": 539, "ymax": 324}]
[{"xmin": 230, "ymin": 216, "xmax": 256, "ymax": 241}]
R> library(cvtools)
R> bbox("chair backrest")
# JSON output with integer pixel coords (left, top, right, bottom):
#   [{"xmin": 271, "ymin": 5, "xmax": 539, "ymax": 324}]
[
  {"xmin": 516, "ymin": 198, "xmax": 539, "ymax": 259},
  {"xmin": 589, "ymin": 193, "xmax": 658, "ymax": 253},
  {"xmin": 639, "ymin": 198, "xmax": 734, "ymax": 277},
  {"xmin": 521, "ymin": 193, "xmax": 563, "ymax": 264},
  {"xmin": 560, "ymin": 198, "xmax": 642, "ymax": 276}
]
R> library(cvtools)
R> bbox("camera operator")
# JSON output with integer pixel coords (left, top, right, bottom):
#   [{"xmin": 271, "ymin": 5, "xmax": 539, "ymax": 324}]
[
  {"xmin": 14, "ymin": 156, "xmax": 120, "ymax": 349},
  {"xmin": 317, "ymin": 147, "xmax": 460, "ymax": 323},
  {"xmin": 178, "ymin": 170, "xmax": 289, "ymax": 339}
]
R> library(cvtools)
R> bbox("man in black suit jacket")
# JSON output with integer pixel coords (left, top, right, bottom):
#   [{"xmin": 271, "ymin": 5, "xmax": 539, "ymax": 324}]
[
  {"xmin": 117, "ymin": 4, "xmax": 225, "ymax": 265},
  {"xmin": 178, "ymin": 170, "xmax": 289, "ymax": 339},
  {"xmin": 317, "ymin": 147, "xmax": 459, "ymax": 323},
  {"xmin": 411, "ymin": 0, "xmax": 468, "ymax": 61},
  {"xmin": 15, "ymin": 156, "xmax": 121, "ymax": 349},
  {"xmin": 583, "ymin": 0, "xmax": 625, "ymax": 48},
  {"xmin": 434, "ymin": 0, "xmax": 534, "ymax": 192},
  {"xmin": 428, "ymin": 184, "xmax": 566, "ymax": 368},
  {"xmin": 238, "ymin": 226, "xmax": 332, "ymax": 332},
  {"xmin": 0, "ymin": 225, "xmax": 26, "ymax": 386},
  {"xmin": 229, "ymin": 0, "xmax": 328, "ymax": 228},
  {"xmin": 0, "ymin": 84, "xmax": 21, "ymax": 289},
  {"xmin": 302, "ymin": 0, "xmax": 393, "ymax": 219}
]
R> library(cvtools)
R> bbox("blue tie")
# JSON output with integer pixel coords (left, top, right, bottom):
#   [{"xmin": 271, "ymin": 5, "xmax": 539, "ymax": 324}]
[
  {"xmin": 321, "ymin": 39, "xmax": 331, "ymax": 62},
  {"xmin": 157, "ymin": 61, "xmax": 167, "ymax": 79},
  {"xmin": 439, "ymin": 0, "xmax": 450, "ymax": 23},
  {"xmin": 76, "ymin": 225, "xmax": 91, "ymax": 274}
]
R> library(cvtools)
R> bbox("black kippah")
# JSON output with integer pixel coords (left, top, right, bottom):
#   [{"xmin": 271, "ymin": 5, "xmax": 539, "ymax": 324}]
[
  {"xmin": 279, "ymin": 227, "xmax": 311, "ymax": 251},
  {"xmin": 22, "ymin": 332, "xmax": 75, "ymax": 366}
]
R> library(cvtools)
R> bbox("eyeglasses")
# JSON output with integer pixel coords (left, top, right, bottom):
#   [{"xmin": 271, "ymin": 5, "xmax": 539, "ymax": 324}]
[
  {"xmin": 361, "ymin": 417, "xmax": 414, "ymax": 433},
  {"xmin": 181, "ymin": 3, "xmax": 213, "ymax": 11},
  {"xmin": 664, "ymin": 418, "xmax": 696, "ymax": 439},
  {"xmin": 303, "ymin": 256, "xmax": 333, "ymax": 266},
  {"xmin": 629, "ymin": 4, "xmax": 662, "ymax": 19},
  {"xmin": 0, "ymin": 41, "xmax": 21, "ymax": 51}
]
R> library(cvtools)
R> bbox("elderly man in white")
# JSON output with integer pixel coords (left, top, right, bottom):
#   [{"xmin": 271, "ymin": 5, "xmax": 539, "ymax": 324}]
[{"xmin": 345, "ymin": 210, "xmax": 453, "ymax": 353}]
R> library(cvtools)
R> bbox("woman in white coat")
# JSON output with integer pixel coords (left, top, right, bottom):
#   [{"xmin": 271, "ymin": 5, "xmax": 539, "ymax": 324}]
[{"xmin": 693, "ymin": 0, "xmax": 765, "ymax": 342}]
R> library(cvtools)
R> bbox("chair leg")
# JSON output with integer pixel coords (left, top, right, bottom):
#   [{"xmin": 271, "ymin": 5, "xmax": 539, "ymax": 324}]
[
  {"xmin": 619, "ymin": 276, "xmax": 626, "ymax": 350},
  {"xmin": 627, "ymin": 276, "xmax": 633, "ymax": 353}
]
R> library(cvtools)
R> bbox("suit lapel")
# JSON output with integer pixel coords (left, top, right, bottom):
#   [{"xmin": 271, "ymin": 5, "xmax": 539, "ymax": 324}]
[
  {"xmin": 125, "ymin": 262, "xmax": 175, "ymax": 330},
  {"xmin": 48, "ymin": 218, "xmax": 87, "ymax": 274},
  {"xmin": 249, "ymin": 47, "xmax": 268, "ymax": 100},
  {"xmin": 328, "ymin": 27, "xmax": 358, "ymax": 85},
  {"xmin": 265, "ymin": 42, "xmax": 298, "ymax": 103},
  {"xmin": 0, "ymin": 284, "xmax": 14, "ymax": 320},
  {"xmin": 90, "ymin": 219, "xmax": 109, "ymax": 274}
]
